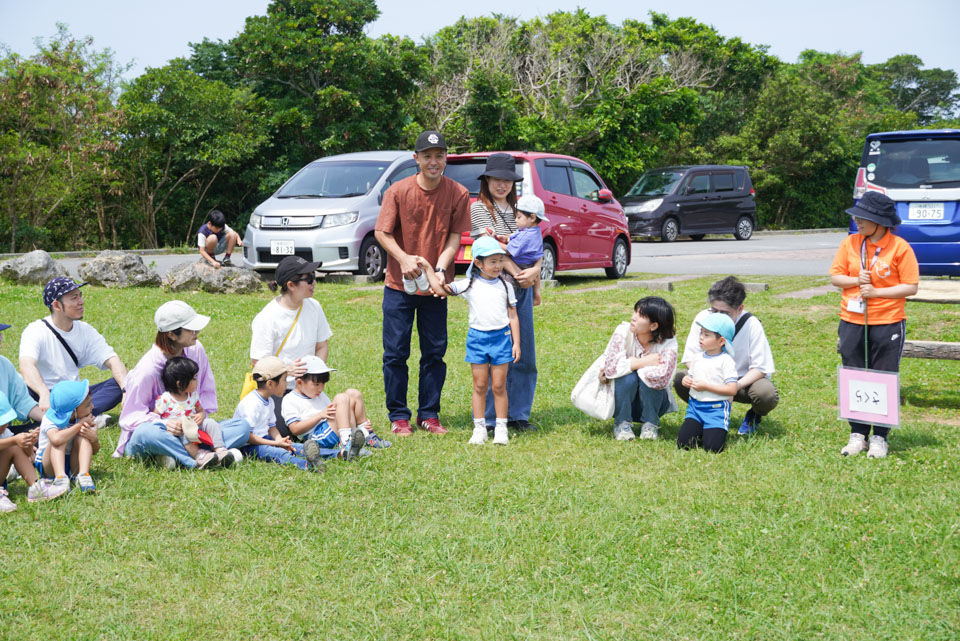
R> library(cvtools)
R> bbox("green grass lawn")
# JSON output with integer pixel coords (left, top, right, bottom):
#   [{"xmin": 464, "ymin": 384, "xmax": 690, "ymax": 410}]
[{"xmin": 1, "ymin": 275, "xmax": 958, "ymax": 640}]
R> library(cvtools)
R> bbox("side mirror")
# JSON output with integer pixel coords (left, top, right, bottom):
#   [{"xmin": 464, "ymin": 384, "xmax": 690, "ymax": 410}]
[{"xmin": 597, "ymin": 188, "xmax": 613, "ymax": 203}]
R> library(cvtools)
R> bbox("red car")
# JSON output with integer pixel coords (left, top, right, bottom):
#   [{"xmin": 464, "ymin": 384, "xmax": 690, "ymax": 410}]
[{"xmin": 444, "ymin": 152, "xmax": 631, "ymax": 279}]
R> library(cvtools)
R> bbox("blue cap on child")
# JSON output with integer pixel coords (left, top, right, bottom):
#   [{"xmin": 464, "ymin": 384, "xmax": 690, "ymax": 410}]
[
  {"xmin": 0, "ymin": 391, "xmax": 16, "ymax": 426},
  {"xmin": 696, "ymin": 313, "xmax": 736, "ymax": 358},
  {"xmin": 45, "ymin": 379, "xmax": 90, "ymax": 427}
]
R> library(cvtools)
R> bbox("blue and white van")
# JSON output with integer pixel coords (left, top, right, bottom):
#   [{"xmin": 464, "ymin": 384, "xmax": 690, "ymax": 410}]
[{"xmin": 853, "ymin": 129, "xmax": 960, "ymax": 275}]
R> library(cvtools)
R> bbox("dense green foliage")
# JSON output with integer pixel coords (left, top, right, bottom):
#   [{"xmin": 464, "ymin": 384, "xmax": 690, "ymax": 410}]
[
  {"xmin": 0, "ymin": 276, "xmax": 958, "ymax": 639},
  {"xmin": 1, "ymin": 5, "xmax": 958, "ymax": 250}
]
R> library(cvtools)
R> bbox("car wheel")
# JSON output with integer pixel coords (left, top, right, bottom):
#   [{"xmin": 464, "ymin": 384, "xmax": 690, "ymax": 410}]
[
  {"xmin": 540, "ymin": 243, "xmax": 557, "ymax": 281},
  {"xmin": 355, "ymin": 236, "xmax": 385, "ymax": 279},
  {"xmin": 660, "ymin": 217, "xmax": 679, "ymax": 242},
  {"xmin": 605, "ymin": 238, "xmax": 629, "ymax": 279},
  {"xmin": 689, "ymin": 234, "xmax": 705, "ymax": 241},
  {"xmin": 734, "ymin": 216, "xmax": 754, "ymax": 240}
]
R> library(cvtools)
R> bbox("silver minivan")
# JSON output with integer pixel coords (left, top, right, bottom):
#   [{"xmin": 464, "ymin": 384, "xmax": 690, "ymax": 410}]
[{"xmin": 241, "ymin": 151, "xmax": 418, "ymax": 278}]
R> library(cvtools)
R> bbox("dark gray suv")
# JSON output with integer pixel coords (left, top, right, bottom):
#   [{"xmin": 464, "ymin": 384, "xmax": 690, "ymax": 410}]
[{"xmin": 621, "ymin": 165, "xmax": 757, "ymax": 241}]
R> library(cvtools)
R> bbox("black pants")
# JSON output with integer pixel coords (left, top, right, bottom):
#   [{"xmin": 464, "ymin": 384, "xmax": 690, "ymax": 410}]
[
  {"xmin": 676, "ymin": 418, "xmax": 727, "ymax": 453},
  {"xmin": 272, "ymin": 390, "xmax": 293, "ymax": 438},
  {"xmin": 837, "ymin": 319, "xmax": 906, "ymax": 439}
]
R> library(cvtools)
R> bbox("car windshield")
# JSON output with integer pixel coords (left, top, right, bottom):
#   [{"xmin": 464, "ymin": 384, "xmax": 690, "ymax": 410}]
[
  {"xmin": 625, "ymin": 170, "xmax": 685, "ymax": 197},
  {"xmin": 865, "ymin": 138, "xmax": 960, "ymax": 189},
  {"xmin": 275, "ymin": 160, "xmax": 392, "ymax": 198}
]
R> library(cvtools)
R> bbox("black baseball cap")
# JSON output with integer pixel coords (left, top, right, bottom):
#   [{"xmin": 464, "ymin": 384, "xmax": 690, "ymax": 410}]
[
  {"xmin": 274, "ymin": 255, "xmax": 321, "ymax": 287},
  {"xmin": 415, "ymin": 130, "xmax": 447, "ymax": 152}
]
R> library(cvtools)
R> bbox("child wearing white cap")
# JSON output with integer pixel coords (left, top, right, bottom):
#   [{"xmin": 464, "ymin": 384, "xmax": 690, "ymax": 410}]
[
  {"xmin": 492, "ymin": 194, "xmax": 548, "ymax": 306},
  {"xmin": 282, "ymin": 355, "xmax": 388, "ymax": 462}
]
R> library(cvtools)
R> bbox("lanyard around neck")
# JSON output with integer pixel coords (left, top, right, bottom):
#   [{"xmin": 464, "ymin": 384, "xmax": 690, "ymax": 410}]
[{"xmin": 860, "ymin": 237, "xmax": 883, "ymax": 271}]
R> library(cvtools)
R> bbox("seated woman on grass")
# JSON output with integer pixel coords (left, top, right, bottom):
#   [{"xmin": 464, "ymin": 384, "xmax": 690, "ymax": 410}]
[{"xmin": 113, "ymin": 301, "xmax": 250, "ymax": 468}]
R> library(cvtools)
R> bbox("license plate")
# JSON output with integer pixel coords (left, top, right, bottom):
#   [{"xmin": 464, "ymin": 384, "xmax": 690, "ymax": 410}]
[
  {"xmin": 908, "ymin": 202, "xmax": 944, "ymax": 220},
  {"xmin": 270, "ymin": 240, "xmax": 295, "ymax": 255},
  {"xmin": 463, "ymin": 245, "xmax": 472, "ymax": 261}
]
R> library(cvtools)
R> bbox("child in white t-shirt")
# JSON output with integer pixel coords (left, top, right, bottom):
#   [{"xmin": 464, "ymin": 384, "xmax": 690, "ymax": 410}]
[
  {"xmin": 234, "ymin": 357, "xmax": 335, "ymax": 472},
  {"xmin": 0, "ymin": 392, "xmax": 68, "ymax": 512},
  {"xmin": 424, "ymin": 236, "xmax": 519, "ymax": 446},
  {"xmin": 34, "ymin": 379, "xmax": 99, "ymax": 493},
  {"xmin": 677, "ymin": 313, "xmax": 739, "ymax": 453},
  {"xmin": 155, "ymin": 356, "xmax": 234, "ymax": 469},
  {"xmin": 282, "ymin": 356, "xmax": 386, "ymax": 463}
]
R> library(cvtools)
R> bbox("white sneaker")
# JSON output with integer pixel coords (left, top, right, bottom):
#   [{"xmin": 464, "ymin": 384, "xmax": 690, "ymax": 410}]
[
  {"xmin": 6, "ymin": 467, "xmax": 20, "ymax": 482},
  {"xmin": 867, "ymin": 435, "xmax": 888, "ymax": 459},
  {"xmin": 841, "ymin": 433, "xmax": 867, "ymax": 456},
  {"xmin": 0, "ymin": 489, "xmax": 16, "ymax": 512},
  {"xmin": 613, "ymin": 422, "xmax": 635, "ymax": 441},
  {"xmin": 493, "ymin": 425, "xmax": 509, "ymax": 445},
  {"xmin": 227, "ymin": 448, "xmax": 243, "ymax": 464},
  {"xmin": 638, "ymin": 422, "xmax": 659, "ymax": 440},
  {"xmin": 94, "ymin": 414, "xmax": 112, "ymax": 429},
  {"xmin": 157, "ymin": 455, "xmax": 178, "ymax": 470},
  {"xmin": 468, "ymin": 426, "xmax": 488, "ymax": 445}
]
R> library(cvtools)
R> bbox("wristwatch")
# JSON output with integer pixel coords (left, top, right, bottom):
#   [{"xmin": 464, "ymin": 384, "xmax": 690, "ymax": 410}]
[{"xmin": 434, "ymin": 267, "xmax": 445, "ymax": 275}]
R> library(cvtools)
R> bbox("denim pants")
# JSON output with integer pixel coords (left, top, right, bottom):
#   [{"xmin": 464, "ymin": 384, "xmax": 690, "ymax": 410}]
[
  {"xmin": 126, "ymin": 418, "xmax": 251, "ymax": 469},
  {"xmin": 242, "ymin": 442, "xmax": 309, "ymax": 470},
  {"xmin": 484, "ymin": 283, "xmax": 537, "ymax": 423},
  {"xmin": 382, "ymin": 286, "xmax": 448, "ymax": 422},
  {"xmin": 613, "ymin": 374, "xmax": 670, "ymax": 425},
  {"xmin": 178, "ymin": 418, "xmax": 226, "ymax": 449}
]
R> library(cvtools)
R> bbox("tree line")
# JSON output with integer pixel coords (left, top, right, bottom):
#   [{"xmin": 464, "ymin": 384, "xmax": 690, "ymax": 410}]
[{"xmin": 1, "ymin": 0, "xmax": 958, "ymax": 252}]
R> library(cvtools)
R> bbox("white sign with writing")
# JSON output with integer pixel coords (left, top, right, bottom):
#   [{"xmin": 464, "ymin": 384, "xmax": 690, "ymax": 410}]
[{"xmin": 848, "ymin": 379, "xmax": 888, "ymax": 416}]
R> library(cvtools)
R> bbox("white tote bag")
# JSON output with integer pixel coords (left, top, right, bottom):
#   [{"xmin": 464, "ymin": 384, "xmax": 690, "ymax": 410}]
[{"xmin": 571, "ymin": 355, "xmax": 615, "ymax": 420}]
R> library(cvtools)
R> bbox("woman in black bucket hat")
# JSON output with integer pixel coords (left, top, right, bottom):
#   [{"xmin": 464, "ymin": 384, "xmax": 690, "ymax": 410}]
[
  {"xmin": 468, "ymin": 153, "xmax": 541, "ymax": 433},
  {"xmin": 829, "ymin": 191, "xmax": 919, "ymax": 459}
]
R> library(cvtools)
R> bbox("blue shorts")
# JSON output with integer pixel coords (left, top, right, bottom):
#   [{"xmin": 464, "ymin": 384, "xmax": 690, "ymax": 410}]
[
  {"xmin": 35, "ymin": 457, "xmax": 71, "ymax": 480},
  {"xmin": 465, "ymin": 327, "xmax": 513, "ymax": 365},
  {"xmin": 685, "ymin": 397, "xmax": 732, "ymax": 431},
  {"xmin": 303, "ymin": 420, "xmax": 340, "ymax": 449}
]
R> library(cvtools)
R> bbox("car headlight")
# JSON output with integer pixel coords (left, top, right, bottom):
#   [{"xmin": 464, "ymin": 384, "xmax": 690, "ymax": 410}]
[
  {"xmin": 321, "ymin": 212, "xmax": 359, "ymax": 228},
  {"xmin": 249, "ymin": 213, "xmax": 262, "ymax": 229},
  {"xmin": 624, "ymin": 199, "xmax": 663, "ymax": 215}
]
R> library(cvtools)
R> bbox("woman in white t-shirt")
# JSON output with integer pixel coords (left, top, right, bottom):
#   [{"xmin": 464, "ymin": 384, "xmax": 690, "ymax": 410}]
[{"xmin": 250, "ymin": 256, "xmax": 332, "ymax": 436}]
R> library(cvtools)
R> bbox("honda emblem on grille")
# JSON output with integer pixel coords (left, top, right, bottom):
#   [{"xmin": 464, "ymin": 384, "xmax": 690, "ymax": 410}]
[{"xmin": 281, "ymin": 217, "xmax": 290, "ymax": 227}]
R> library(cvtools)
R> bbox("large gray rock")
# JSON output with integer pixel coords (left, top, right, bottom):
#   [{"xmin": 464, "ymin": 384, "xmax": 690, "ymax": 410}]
[
  {"xmin": 0, "ymin": 250, "xmax": 69, "ymax": 284},
  {"xmin": 78, "ymin": 251, "xmax": 161, "ymax": 288},
  {"xmin": 163, "ymin": 260, "xmax": 262, "ymax": 294}
]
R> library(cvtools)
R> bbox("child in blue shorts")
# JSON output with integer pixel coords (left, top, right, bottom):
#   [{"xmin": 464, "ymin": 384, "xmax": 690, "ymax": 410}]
[
  {"xmin": 425, "ymin": 235, "xmax": 520, "ymax": 446},
  {"xmin": 677, "ymin": 313, "xmax": 739, "ymax": 453},
  {"xmin": 34, "ymin": 379, "xmax": 100, "ymax": 493},
  {"xmin": 281, "ymin": 355, "xmax": 384, "ymax": 464}
]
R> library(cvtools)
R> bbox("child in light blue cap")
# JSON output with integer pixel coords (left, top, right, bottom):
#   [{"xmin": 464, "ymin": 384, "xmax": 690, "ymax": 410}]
[
  {"xmin": 425, "ymin": 235, "xmax": 519, "ymax": 446},
  {"xmin": 0, "ymin": 391, "xmax": 69, "ymax": 511},
  {"xmin": 677, "ymin": 312, "xmax": 739, "ymax": 453},
  {"xmin": 34, "ymin": 379, "xmax": 99, "ymax": 493}
]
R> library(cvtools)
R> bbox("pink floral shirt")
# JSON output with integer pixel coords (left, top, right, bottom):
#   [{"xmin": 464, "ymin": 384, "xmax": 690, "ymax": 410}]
[
  {"xmin": 601, "ymin": 322, "xmax": 678, "ymax": 390},
  {"xmin": 154, "ymin": 391, "xmax": 200, "ymax": 420}
]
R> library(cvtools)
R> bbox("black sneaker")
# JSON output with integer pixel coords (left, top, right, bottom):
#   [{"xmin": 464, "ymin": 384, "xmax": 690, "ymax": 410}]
[
  {"xmin": 507, "ymin": 420, "xmax": 539, "ymax": 432},
  {"xmin": 220, "ymin": 256, "xmax": 233, "ymax": 267},
  {"xmin": 303, "ymin": 439, "xmax": 326, "ymax": 472}
]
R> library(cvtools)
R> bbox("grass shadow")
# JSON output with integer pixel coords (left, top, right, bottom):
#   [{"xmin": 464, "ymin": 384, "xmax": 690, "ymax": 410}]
[
  {"xmin": 901, "ymin": 385, "xmax": 960, "ymax": 409},
  {"xmin": 890, "ymin": 429, "xmax": 942, "ymax": 451}
]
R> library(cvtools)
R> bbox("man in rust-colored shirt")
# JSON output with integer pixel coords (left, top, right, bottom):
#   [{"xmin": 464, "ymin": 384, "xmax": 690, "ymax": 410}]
[{"xmin": 375, "ymin": 130, "xmax": 470, "ymax": 436}]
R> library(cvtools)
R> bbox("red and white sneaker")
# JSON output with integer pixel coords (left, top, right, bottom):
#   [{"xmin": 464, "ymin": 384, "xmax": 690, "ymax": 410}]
[
  {"xmin": 416, "ymin": 416, "xmax": 447, "ymax": 435},
  {"xmin": 391, "ymin": 419, "xmax": 413, "ymax": 436}
]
